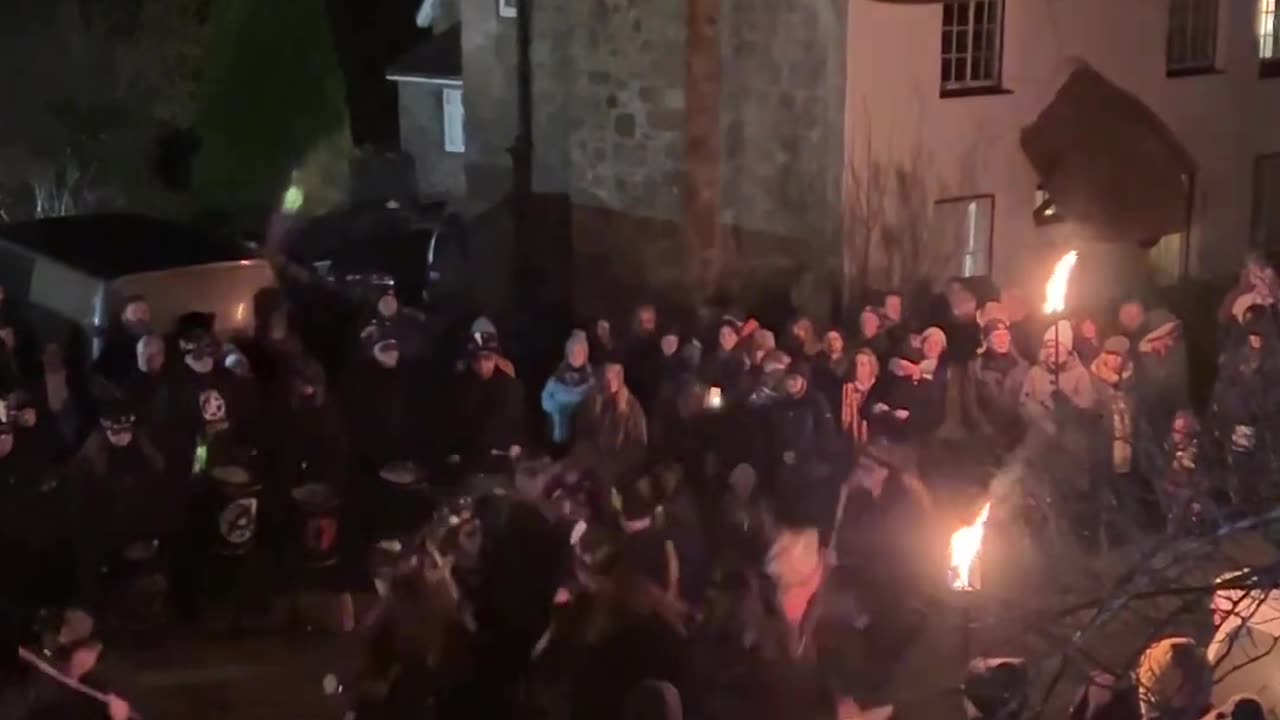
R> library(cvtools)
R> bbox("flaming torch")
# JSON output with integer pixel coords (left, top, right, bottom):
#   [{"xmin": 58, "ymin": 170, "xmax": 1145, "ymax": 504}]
[
  {"xmin": 1042, "ymin": 250, "xmax": 1079, "ymax": 387},
  {"xmin": 949, "ymin": 502, "xmax": 991, "ymax": 592}
]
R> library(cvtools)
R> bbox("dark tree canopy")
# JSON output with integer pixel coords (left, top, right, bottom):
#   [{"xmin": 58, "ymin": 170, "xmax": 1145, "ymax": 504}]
[{"xmin": 195, "ymin": 0, "xmax": 350, "ymax": 213}]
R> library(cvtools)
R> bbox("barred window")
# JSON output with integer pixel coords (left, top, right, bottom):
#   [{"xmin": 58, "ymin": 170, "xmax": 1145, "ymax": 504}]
[
  {"xmin": 941, "ymin": 1, "xmax": 1004, "ymax": 93},
  {"xmin": 1167, "ymin": 0, "xmax": 1219, "ymax": 74}
]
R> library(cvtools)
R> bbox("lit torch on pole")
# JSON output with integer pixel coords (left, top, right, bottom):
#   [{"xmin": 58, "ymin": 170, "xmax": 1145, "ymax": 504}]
[{"xmin": 1042, "ymin": 250, "xmax": 1079, "ymax": 389}]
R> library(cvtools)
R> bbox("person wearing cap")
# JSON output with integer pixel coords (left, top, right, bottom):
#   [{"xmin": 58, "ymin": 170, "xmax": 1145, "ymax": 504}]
[
  {"xmin": 963, "ymin": 314, "xmax": 1029, "ymax": 446},
  {"xmin": 542, "ymin": 330, "xmax": 595, "ymax": 449},
  {"xmin": 616, "ymin": 482, "xmax": 679, "ymax": 600},
  {"xmin": 1020, "ymin": 319, "xmax": 1098, "ymax": 439},
  {"xmin": 346, "ymin": 335, "xmax": 426, "ymax": 470},
  {"xmin": 448, "ymin": 331, "xmax": 525, "ymax": 474},
  {"xmin": 358, "ymin": 285, "xmax": 427, "ymax": 362},
  {"xmin": 1210, "ymin": 313, "xmax": 1280, "ymax": 508},
  {"xmin": 65, "ymin": 398, "xmax": 167, "ymax": 615},
  {"xmin": 1089, "ymin": 335, "xmax": 1150, "ymax": 534},
  {"xmin": 767, "ymin": 360, "xmax": 838, "ymax": 481}
]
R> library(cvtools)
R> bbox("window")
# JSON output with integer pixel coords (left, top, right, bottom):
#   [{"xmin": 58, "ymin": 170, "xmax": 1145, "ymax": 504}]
[
  {"xmin": 1261, "ymin": 0, "xmax": 1280, "ymax": 73},
  {"xmin": 442, "ymin": 87, "xmax": 465, "ymax": 153},
  {"xmin": 941, "ymin": 1, "xmax": 1004, "ymax": 94},
  {"xmin": 932, "ymin": 196, "xmax": 994, "ymax": 277},
  {"xmin": 1254, "ymin": 154, "xmax": 1280, "ymax": 251},
  {"xmin": 1167, "ymin": 0, "xmax": 1219, "ymax": 75}
]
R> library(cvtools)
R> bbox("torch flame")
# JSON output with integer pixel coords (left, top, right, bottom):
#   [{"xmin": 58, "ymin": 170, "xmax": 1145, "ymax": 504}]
[
  {"xmin": 1042, "ymin": 250, "xmax": 1079, "ymax": 314},
  {"xmin": 949, "ymin": 502, "xmax": 991, "ymax": 591}
]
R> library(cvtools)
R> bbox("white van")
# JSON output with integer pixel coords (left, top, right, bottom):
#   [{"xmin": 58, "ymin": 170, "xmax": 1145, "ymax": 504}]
[{"xmin": 0, "ymin": 214, "xmax": 276, "ymax": 362}]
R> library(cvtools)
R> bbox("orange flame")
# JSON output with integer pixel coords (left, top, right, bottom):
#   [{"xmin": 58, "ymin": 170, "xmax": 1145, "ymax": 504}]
[
  {"xmin": 1042, "ymin": 250, "xmax": 1079, "ymax": 315},
  {"xmin": 949, "ymin": 502, "xmax": 991, "ymax": 591}
]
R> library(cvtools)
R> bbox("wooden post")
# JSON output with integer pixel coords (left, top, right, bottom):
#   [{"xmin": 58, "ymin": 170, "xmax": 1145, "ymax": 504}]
[{"xmin": 684, "ymin": 0, "xmax": 723, "ymax": 295}]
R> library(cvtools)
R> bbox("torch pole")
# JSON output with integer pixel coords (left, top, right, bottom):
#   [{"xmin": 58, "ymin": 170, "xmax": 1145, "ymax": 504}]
[{"xmin": 1053, "ymin": 316, "xmax": 1061, "ymax": 390}]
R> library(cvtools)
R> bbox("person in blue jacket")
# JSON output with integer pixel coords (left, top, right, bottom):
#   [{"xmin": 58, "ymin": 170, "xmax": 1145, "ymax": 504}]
[{"xmin": 541, "ymin": 330, "xmax": 595, "ymax": 449}]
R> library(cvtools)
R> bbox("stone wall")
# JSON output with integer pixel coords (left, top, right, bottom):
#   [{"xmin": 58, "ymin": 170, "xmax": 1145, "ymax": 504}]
[
  {"xmin": 397, "ymin": 83, "xmax": 467, "ymax": 200},
  {"xmin": 565, "ymin": 0, "xmax": 687, "ymax": 220},
  {"xmin": 719, "ymin": 0, "xmax": 848, "ymax": 241}
]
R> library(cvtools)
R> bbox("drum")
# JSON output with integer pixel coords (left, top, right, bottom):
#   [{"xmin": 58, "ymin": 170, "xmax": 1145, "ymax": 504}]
[
  {"xmin": 375, "ymin": 463, "xmax": 432, "ymax": 537},
  {"xmin": 292, "ymin": 483, "xmax": 343, "ymax": 568},
  {"xmin": 210, "ymin": 466, "xmax": 262, "ymax": 556}
]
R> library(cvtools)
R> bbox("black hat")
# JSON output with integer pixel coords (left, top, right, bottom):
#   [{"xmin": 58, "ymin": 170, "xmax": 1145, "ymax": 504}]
[
  {"xmin": 97, "ymin": 396, "xmax": 136, "ymax": 431},
  {"xmin": 466, "ymin": 330, "xmax": 502, "ymax": 357},
  {"xmin": 177, "ymin": 318, "xmax": 216, "ymax": 355},
  {"xmin": 619, "ymin": 482, "xmax": 656, "ymax": 522}
]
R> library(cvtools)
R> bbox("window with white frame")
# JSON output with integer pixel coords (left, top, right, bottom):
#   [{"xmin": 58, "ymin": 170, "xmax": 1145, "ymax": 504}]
[
  {"xmin": 1260, "ymin": 0, "xmax": 1280, "ymax": 62},
  {"xmin": 442, "ymin": 87, "xmax": 465, "ymax": 154},
  {"xmin": 931, "ymin": 196, "xmax": 994, "ymax": 277},
  {"xmin": 1167, "ymin": 0, "xmax": 1219, "ymax": 73},
  {"xmin": 1253, "ymin": 154, "xmax": 1280, "ymax": 251},
  {"xmin": 941, "ymin": 1, "xmax": 1004, "ymax": 93}
]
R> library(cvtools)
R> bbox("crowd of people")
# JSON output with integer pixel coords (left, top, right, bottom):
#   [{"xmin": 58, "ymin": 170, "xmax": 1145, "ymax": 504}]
[{"xmin": 2, "ymin": 248, "xmax": 1280, "ymax": 720}]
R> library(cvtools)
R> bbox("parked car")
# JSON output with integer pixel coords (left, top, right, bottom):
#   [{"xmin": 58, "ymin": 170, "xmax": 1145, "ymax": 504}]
[
  {"xmin": 283, "ymin": 200, "xmax": 469, "ymax": 312},
  {"xmin": 0, "ymin": 213, "xmax": 275, "ymax": 365}
]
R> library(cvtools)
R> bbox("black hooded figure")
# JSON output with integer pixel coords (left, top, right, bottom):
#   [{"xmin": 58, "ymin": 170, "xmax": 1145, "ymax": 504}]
[
  {"xmin": 448, "ymin": 332, "xmax": 525, "ymax": 476},
  {"xmin": 346, "ymin": 337, "xmax": 428, "ymax": 470},
  {"xmin": 149, "ymin": 320, "xmax": 252, "ymax": 481},
  {"xmin": 65, "ymin": 400, "xmax": 168, "ymax": 613}
]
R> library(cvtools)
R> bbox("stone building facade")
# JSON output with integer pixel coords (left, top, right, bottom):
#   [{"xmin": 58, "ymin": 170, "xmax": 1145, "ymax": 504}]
[{"xmin": 393, "ymin": 0, "xmax": 852, "ymax": 309}]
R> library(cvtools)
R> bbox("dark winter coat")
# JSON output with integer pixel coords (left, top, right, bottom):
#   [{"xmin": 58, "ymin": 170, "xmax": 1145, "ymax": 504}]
[
  {"xmin": 866, "ymin": 359, "xmax": 948, "ymax": 443},
  {"xmin": 66, "ymin": 430, "xmax": 168, "ymax": 607},
  {"xmin": 963, "ymin": 349, "xmax": 1029, "ymax": 441},
  {"xmin": 149, "ymin": 364, "xmax": 255, "ymax": 478},
  {"xmin": 571, "ymin": 388, "xmax": 648, "ymax": 485},
  {"xmin": 623, "ymin": 334, "xmax": 665, "ymax": 415},
  {"xmin": 345, "ymin": 360, "xmax": 429, "ymax": 468},
  {"xmin": 450, "ymin": 370, "xmax": 525, "ymax": 470},
  {"xmin": 266, "ymin": 395, "xmax": 351, "ymax": 492},
  {"xmin": 812, "ymin": 352, "xmax": 851, "ymax": 421},
  {"xmin": 768, "ymin": 388, "xmax": 839, "ymax": 469},
  {"xmin": 699, "ymin": 348, "xmax": 749, "ymax": 396}
]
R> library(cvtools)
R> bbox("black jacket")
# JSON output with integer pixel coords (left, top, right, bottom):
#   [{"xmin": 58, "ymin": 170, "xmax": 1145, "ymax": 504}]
[
  {"xmin": 345, "ymin": 360, "xmax": 429, "ymax": 468},
  {"xmin": 450, "ymin": 370, "xmax": 525, "ymax": 468}
]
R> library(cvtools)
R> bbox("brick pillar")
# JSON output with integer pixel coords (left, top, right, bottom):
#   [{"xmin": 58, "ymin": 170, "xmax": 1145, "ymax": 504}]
[{"xmin": 684, "ymin": 0, "xmax": 723, "ymax": 294}]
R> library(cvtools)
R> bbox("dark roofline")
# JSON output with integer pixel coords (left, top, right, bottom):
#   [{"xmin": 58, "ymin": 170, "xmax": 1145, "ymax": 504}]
[{"xmin": 0, "ymin": 213, "xmax": 259, "ymax": 279}]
